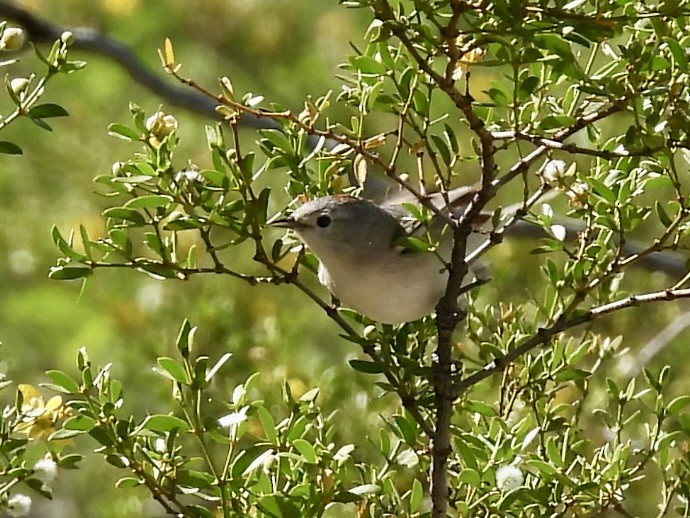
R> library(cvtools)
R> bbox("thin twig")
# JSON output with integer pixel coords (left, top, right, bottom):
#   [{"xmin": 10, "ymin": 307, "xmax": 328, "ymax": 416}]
[{"xmin": 455, "ymin": 287, "xmax": 690, "ymax": 395}]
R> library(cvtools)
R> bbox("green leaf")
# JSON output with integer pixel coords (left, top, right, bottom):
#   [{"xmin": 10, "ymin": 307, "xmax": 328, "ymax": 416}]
[
  {"xmin": 51, "ymin": 225, "xmax": 86, "ymax": 262},
  {"xmin": 164, "ymin": 218, "xmax": 203, "ymax": 231},
  {"xmin": 28, "ymin": 103, "xmax": 69, "ymax": 118},
  {"xmin": 664, "ymin": 37, "xmax": 688, "ymax": 71},
  {"xmin": 349, "ymin": 55, "xmax": 387, "ymax": 76},
  {"xmin": 124, "ymin": 195, "xmax": 173, "ymax": 209},
  {"xmin": 667, "ymin": 395, "xmax": 690, "ymax": 415},
  {"xmin": 45, "ymin": 370, "xmax": 80, "ymax": 393},
  {"xmin": 292, "ymin": 438, "xmax": 318, "ymax": 464},
  {"xmin": 49, "ymin": 428, "xmax": 83, "ymax": 441},
  {"xmin": 136, "ymin": 262, "xmax": 175, "ymax": 279},
  {"xmin": 63, "ymin": 415, "xmax": 96, "ymax": 431},
  {"xmin": 553, "ymin": 368, "xmax": 590, "ymax": 382},
  {"xmin": 486, "ymin": 87, "xmax": 509, "ymax": 106},
  {"xmin": 533, "ymin": 34, "xmax": 575, "ymax": 61},
  {"xmin": 176, "ymin": 319, "xmax": 196, "ymax": 358},
  {"xmin": 349, "ymin": 359, "xmax": 385, "ymax": 373},
  {"xmin": 201, "ymin": 169, "xmax": 227, "ymax": 187},
  {"xmin": 176, "ymin": 469, "xmax": 216, "ymax": 491},
  {"xmin": 145, "ymin": 233, "xmax": 164, "ymax": 257},
  {"xmin": 545, "ymin": 437, "xmax": 563, "ymax": 467},
  {"xmin": 30, "ymin": 116, "xmax": 53, "ymax": 131},
  {"xmin": 140, "ymin": 414, "xmax": 189, "ymax": 433},
  {"xmin": 157, "ymin": 357, "xmax": 189, "ymax": 384},
  {"xmin": 430, "ymin": 134, "xmax": 451, "ymax": 166},
  {"xmin": 258, "ymin": 495, "xmax": 301, "ymax": 517},
  {"xmin": 539, "ymin": 114, "xmax": 577, "ymax": 130},
  {"xmin": 518, "ymin": 76, "xmax": 540, "ymax": 99},
  {"xmin": 655, "ymin": 201, "xmax": 673, "ymax": 227},
  {"xmin": 232, "ymin": 445, "xmax": 273, "ymax": 477},
  {"xmin": 105, "ymin": 454, "xmax": 128, "ymax": 468},
  {"xmin": 49, "ymin": 266, "xmax": 92, "ymax": 280},
  {"xmin": 393, "ymin": 414, "xmax": 417, "ymax": 445},
  {"xmin": 395, "ymin": 236, "xmax": 431, "ymax": 252},
  {"xmin": 409, "ymin": 479, "xmax": 423, "ymax": 513},
  {"xmin": 457, "ymin": 468, "xmax": 481, "ymax": 487},
  {"xmin": 588, "ymin": 177, "xmax": 616, "ymax": 204},
  {"xmin": 464, "ymin": 399, "xmax": 497, "ymax": 417},
  {"xmin": 115, "ymin": 477, "xmax": 142, "ymax": 488},
  {"xmin": 102, "ymin": 207, "xmax": 146, "ymax": 226},
  {"xmin": 349, "ymin": 484, "xmax": 381, "ymax": 496},
  {"xmin": 108, "ymin": 123, "xmax": 141, "ymax": 141},
  {"xmin": 526, "ymin": 458, "xmax": 558, "ymax": 477},
  {"xmin": 0, "ymin": 141, "xmax": 22, "ymax": 154},
  {"xmin": 108, "ymin": 229, "xmax": 132, "ymax": 255},
  {"xmin": 79, "ymin": 225, "xmax": 92, "ymax": 260},
  {"xmin": 57, "ymin": 453, "xmax": 83, "ymax": 469},
  {"xmin": 299, "ymin": 387, "xmax": 319, "ymax": 402},
  {"xmin": 256, "ymin": 405, "xmax": 277, "ymax": 442}
]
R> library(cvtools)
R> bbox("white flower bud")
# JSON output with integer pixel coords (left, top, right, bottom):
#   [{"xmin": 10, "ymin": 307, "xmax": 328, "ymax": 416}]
[
  {"xmin": 145, "ymin": 111, "xmax": 178, "ymax": 138},
  {"xmin": 0, "ymin": 28, "xmax": 25, "ymax": 51},
  {"xmin": 363, "ymin": 325, "xmax": 379, "ymax": 340},
  {"xmin": 111, "ymin": 161, "xmax": 123, "ymax": 176},
  {"xmin": 551, "ymin": 224, "xmax": 566, "ymax": 241},
  {"xmin": 7, "ymin": 494, "xmax": 31, "ymax": 517},
  {"xmin": 175, "ymin": 169, "xmax": 202, "ymax": 183},
  {"xmin": 154, "ymin": 437, "xmax": 166, "ymax": 453},
  {"xmin": 60, "ymin": 31, "xmax": 75, "ymax": 46},
  {"xmin": 9, "ymin": 77, "xmax": 29, "ymax": 95},
  {"xmin": 542, "ymin": 159, "xmax": 568, "ymax": 184},
  {"xmin": 33, "ymin": 457, "xmax": 58, "ymax": 486},
  {"xmin": 496, "ymin": 464, "xmax": 523, "ymax": 492}
]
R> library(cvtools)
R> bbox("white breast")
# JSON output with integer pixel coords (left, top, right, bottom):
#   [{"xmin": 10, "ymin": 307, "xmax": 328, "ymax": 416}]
[{"xmin": 318, "ymin": 251, "xmax": 449, "ymax": 324}]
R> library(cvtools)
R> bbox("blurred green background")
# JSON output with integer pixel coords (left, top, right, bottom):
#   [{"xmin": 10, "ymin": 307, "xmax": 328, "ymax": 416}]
[{"xmin": 0, "ymin": 1, "xmax": 688, "ymax": 516}]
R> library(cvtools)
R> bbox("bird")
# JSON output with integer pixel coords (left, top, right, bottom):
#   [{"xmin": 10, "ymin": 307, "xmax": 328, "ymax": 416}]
[{"xmin": 272, "ymin": 185, "xmax": 488, "ymax": 324}]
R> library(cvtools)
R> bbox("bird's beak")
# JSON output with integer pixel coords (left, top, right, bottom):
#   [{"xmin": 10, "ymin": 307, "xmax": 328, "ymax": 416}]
[{"xmin": 270, "ymin": 217, "xmax": 304, "ymax": 229}]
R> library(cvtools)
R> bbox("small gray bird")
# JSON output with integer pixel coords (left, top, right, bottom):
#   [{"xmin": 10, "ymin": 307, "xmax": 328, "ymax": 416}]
[{"xmin": 272, "ymin": 186, "xmax": 487, "ymax": 324}]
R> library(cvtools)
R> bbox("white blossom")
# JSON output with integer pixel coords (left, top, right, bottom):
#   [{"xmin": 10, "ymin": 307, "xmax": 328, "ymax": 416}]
[
  {"xmin": 145, "ymin": 111, "xmax": 178, "ymax": 138},
  {"xmin": 496, "ymin": 464, "xmax": 524, "ymax": 492},
  {"xmin": 219, "ymin": 409, "xmax": 248, "ymax": 429},
  {"xmin": 7, "ymin": 494, "xmax": 31, "ymax": 517},
  {"xmin": 33, "ymin": 457, "xmax": 58, "ymax": 486},
  {"xmin": 175, "ymin": 169, "xmax": 203, "ymax": 183},
  {"xmin": 9, "ymin": 78, "xmax": 29, "ymax": 95},
  {"xmin": 61, "ymin": 31, "xmax": 75, "ymax": 46},
  {"xmin": 542, "ymin": 159, "xmax": 568, "ymax": 184},
  {"xmin": 0, "ymin": 28, "xmax": 25, "ymax": 51},
  {"xmin": 551, "ymin": 224, "xmax": 567, "ymax": 241}
]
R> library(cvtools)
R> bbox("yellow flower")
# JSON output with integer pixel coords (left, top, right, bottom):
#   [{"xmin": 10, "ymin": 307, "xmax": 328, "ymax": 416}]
[{"xmin": 15, "ymin": 385, "xmax": 70, "ymax": 439}]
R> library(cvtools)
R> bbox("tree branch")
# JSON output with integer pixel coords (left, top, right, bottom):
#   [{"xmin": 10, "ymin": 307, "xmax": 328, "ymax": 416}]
[
  {"xmin": 492, "ymin": 129, "xmax": 667, "ymax": 159},
  {"xmin": 0, "ymin": 1, "xmax": 291, "ymax": 132},
  {"xmin": 455, "ymin": 287, "xmax": 690, "ymax": 395}
]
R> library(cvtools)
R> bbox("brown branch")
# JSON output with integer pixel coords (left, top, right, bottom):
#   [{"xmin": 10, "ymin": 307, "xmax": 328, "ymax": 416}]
[
  {"xmin": 495, "ymin": 103, "xmax": 625, "ymax": 190},
  {"xmin": 0, "ymin": 0, "xmax": 337, "ymax": 151},
  {"xmin": 367, "ymin": 7, "xmax": 500, "ymax": 515},
  {"xmin": 455, "ymin": 287, "xmax": 690, "ymax": 395},
  {"xmin": 493, "ymin": 130, "xmax": 666, "ymax": 159}
]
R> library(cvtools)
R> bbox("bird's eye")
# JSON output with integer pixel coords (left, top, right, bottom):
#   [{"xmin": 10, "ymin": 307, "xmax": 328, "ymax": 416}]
[{"xmin": 316, "ymin": 215, "xmax": 331, "ymax": 228}]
